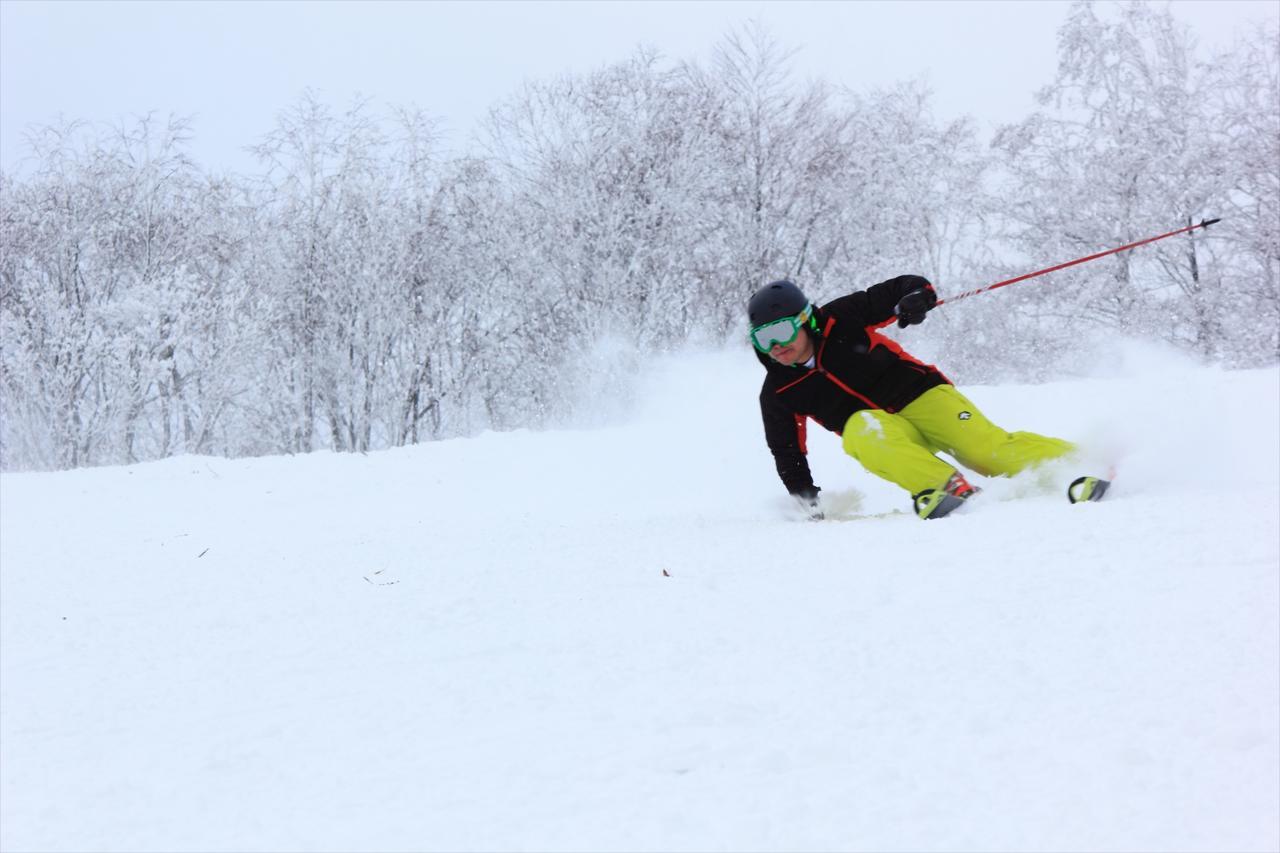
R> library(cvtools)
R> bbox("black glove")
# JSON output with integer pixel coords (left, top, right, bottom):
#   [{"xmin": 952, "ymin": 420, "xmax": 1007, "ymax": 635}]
[
  {"xmin": 793, "ymin": 487, "xmax": 824, "ymax": 521},
  {"xmin": 896, "ymin": 288, "xmax": 937, "ymax": 328}
]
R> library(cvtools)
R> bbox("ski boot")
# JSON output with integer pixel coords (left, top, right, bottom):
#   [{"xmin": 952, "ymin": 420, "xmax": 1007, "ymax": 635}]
[
  {"xmin": 913, "ymin": 472, "xmax": 980, "ymax": 520},
  {"xmin": 1067, "ymin": 476, "xmax": 1110, "ymax": 504}
]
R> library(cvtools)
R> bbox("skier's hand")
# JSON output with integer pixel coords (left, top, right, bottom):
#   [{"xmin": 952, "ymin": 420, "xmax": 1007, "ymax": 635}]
[
  {"xmin": 793, "ymin": 490, "xmax": 824, "ymax": 521},
  {"xmin": 896, "ymin": 287, "xmax": 937, "ymax": 328}
]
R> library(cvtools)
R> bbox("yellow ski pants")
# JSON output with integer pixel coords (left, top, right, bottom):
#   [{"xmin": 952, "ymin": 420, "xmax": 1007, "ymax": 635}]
[{"xmin": 841, "ymin": 385, "xmax": 1076, "ymax": 495}]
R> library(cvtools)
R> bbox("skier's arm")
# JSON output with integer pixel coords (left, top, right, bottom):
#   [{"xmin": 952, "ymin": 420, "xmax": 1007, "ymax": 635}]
[
  {"xmin": 825, "ymin": 274, "xmax": 937, "ymax": 329},
  {"xmin": 760, "ymin": 388, "xmax": 820, "ymax": 503}
]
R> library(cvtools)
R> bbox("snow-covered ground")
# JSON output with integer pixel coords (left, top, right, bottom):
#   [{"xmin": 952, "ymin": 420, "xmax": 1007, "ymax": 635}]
[{"xmin": 2, "ymin": 344, "xmax": 1277, "ymax": 853}]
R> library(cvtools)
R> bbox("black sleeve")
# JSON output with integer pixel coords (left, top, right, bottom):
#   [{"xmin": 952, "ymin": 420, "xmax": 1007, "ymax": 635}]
[
  {"xmin": 823, "ymin": 274, "xmax": 936, "ymax": 328},
  {"xmin": 760, "ymin": 385, "xmax": 819, "ymax": 499}
]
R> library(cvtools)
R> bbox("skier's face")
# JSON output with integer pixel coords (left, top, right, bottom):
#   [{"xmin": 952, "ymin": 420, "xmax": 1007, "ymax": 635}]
[{"xmin": 769, "ymin": 327, "xmax": 813, "ymax": 366}]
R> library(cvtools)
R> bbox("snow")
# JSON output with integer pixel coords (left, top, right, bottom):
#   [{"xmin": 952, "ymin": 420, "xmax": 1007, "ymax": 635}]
[
  {"xmin": 2, "ymin": 344, "xmax": 1278, "ymax": 852},
  {"xmin": 856, "ymin": 410, "xmax": 884, "ymax": 437}
]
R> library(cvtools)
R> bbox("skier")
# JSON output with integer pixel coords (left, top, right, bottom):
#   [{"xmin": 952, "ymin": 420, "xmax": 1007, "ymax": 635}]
[{"xmin": 748, "ymin": 276, "xmax": 1108, "ymax": 519}]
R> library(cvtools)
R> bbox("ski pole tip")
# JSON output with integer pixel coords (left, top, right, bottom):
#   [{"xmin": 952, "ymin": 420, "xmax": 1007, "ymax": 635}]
[{"xmin": 1200, "ymin": 217, "xmax": 1221, "ymax": 228}]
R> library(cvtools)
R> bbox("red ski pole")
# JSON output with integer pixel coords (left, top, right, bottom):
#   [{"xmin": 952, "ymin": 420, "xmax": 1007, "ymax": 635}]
[{"xmin": 936, "ymin": 218, "xmax": 1221, "ymax": 307}]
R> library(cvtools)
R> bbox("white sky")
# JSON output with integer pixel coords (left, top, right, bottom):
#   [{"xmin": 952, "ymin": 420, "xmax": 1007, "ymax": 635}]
[{"xmin": 1, "ymin": 0, "xmax": 1276, "ymax": 175}]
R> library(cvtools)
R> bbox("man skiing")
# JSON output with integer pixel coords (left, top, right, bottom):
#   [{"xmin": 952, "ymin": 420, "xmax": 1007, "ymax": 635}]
[{"xmin": 748, "ymin": 276, "xmax": 1109, "ymax": 519}]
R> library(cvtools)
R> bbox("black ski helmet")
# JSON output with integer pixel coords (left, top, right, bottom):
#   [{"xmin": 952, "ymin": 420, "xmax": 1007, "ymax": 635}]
[{"xmin": 748, "ymin": 279, "xmax": 811, "ymax": 327}]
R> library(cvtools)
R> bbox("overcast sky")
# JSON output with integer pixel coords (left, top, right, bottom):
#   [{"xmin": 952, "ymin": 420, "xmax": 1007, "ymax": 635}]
[{"xmin": 2, "ymin": 0, "xmax": 1276, "ymax": 175}]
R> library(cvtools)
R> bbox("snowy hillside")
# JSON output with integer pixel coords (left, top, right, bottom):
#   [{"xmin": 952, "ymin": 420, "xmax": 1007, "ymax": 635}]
[{"xmin": 2, "ymin": 344, "xmax": 1277, "ymax": 853}]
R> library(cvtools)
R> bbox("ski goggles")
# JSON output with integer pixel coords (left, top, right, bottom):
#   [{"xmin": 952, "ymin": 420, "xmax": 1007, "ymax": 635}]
[{"xmin": 749, "ymin": 305, "xmax": 813, "ymax": 353}]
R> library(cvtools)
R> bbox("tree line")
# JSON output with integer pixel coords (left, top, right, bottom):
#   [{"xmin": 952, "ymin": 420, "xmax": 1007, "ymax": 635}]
[{"xmin": 2, "ymin": 2, "xmax": 1276, "ymax": 471}]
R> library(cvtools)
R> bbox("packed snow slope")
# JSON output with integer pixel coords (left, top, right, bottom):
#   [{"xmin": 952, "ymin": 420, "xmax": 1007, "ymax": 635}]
[{"xmin": 2, "ymin": 343, "xmax": 1278, "ymax": 853}]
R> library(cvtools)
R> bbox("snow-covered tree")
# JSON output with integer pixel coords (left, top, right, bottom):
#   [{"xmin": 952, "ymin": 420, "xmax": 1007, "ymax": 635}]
[
  {"xmin": 248, "ymin": 92, "xmax": 401, "ymax": 452},
  {"xmin": 698, "ymin": 24, "xmax": 854, "ymax": 334},
  {"xmin": 0, "ymin": 116, "xmax": 222, "ymax": 467},
  {"xmin": 1201, "ymin": 22, "xmax": 1280, "ymax": 362},
  {"xmin": 991, "ymin": 1, "xmax": 1232, "ymax": 360}
]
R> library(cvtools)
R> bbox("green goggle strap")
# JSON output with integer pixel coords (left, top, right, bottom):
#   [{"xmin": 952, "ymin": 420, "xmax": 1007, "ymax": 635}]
[{"xmin": 749, "ymin": 305, "xmax": 817, "ymax": 352}]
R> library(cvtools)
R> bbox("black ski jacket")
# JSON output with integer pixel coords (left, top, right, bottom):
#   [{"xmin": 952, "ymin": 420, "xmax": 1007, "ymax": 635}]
[{"xmin": 757, "ymin": 274, "xmax": 949, "ymax": 497}]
